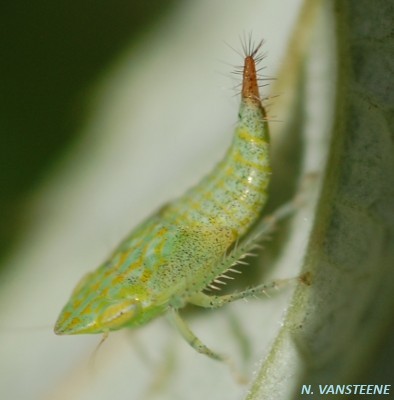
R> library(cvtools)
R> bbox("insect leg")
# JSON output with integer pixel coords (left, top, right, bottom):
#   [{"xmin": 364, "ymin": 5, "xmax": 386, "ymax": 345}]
[
  {"xmin": 246, "ymin": 195, "xmax": 304, "ymax": 240},
  {"xmin": 188, "ymin": 276, "xmax": 300, "ymax": 309},
  {"xmin": 209, "ymin": 197, "xmax": 302, "ymax": 286},
  {"xmin": 189, "ymin": 193, "xmax": 312, "ymax": 308},
  {"xmin": 167, "ymin": 307, "xmax": 226, "ymax": 362},
  {"xmin": 245, "ymin": 173, "xmax": 315, "ymax": 242}
]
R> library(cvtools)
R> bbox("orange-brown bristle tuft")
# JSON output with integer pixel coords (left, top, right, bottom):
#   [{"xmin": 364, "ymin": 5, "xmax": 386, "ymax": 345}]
[
  {"xmin": 241, "ymin": 39, "xmax": 264, "ymax": 104},
  {"xmin": 242, "ymin": 55, "xmax": 260, "ymax": 101}
]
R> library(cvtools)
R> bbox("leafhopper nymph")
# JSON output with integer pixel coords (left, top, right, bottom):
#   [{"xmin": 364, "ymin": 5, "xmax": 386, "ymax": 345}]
[{"xmin": 55, "ymin": 39, "xmax": 296, "ymax": 363}]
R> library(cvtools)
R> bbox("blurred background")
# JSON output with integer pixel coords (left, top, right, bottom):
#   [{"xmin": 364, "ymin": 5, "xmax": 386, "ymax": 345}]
[{"xmin": 0, "ymin": 0, "xmax": 180, "ymax": 262}]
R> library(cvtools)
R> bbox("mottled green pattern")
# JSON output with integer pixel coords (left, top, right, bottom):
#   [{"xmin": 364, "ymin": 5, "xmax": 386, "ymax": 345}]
[
  {"xmin": 55, "ymin": 95, "xmax": 270, "ymax": 335},
  {"xmin": 162, "ymin": 101, "xmax": 270, "ymax": 235}
]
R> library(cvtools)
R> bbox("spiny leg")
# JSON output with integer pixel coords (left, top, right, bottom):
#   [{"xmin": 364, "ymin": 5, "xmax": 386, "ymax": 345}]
[
  {"xmin": 243, "ymin": 195, "xmax": 304, "ymax": 242},
  {"xmin": 190, "ymin": 196, "xmax": 311, "ymax": 308},
  {"xmin": 167, "ymin": 307, "xmax": 225, "ymax": 362},
  {"xmin": 189, "ymin": 277, "xmax": 298, "ymax": 309},
  {"xmin": 167, "ymin": 192, "xmax": 302, "ymax": 354},
  {"xmin": 88, "ymin": 332, "xmax": 109, "ymax": 371},
  {"xmin": 212, "ymin": 197, "xmax": 302, "ymax": 286},
  {"xmin": 167, "ymin": 308, "xmax": 248, "ymax": 383}
]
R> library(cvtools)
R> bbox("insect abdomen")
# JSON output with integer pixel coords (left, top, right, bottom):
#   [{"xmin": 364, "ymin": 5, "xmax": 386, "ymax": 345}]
[{"xmin": 161, "ymin": 49, "xmax": 270, "ymax": 238}]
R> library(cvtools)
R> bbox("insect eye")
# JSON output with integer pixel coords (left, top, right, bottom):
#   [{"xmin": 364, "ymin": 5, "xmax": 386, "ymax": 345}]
[{"xmin": 98, "ymin": 299, "xmax": 141, "ymax": 330}]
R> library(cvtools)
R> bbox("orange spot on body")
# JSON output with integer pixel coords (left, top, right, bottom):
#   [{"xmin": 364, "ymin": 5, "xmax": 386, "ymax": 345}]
[
  {"xmin": 104, "ymin": 270, "xmax": 113, "ymax": 278},
  {"xmin": 91, "ymin": 282, "xmax": 100, "ymax": 292},
  {"xmin": 69, "ymin": 317, "xmax": 82, "ymax": 329},
  {"xmin": 118, "ymin": 251, "xmax": 129, "ymax": 266},
  {"xmin": 112, "ymin": 275, "xmax": 125, "ymax": 286},
  {"xmin": 140, "ymin": 270, "xmax": 152, "ymax": 283},
  {"xmin": 156, "ymin": 227, "xmax": 168, "ymax": 238},
  {"xmin": 82, "ymin": 305, "xmax": 92, "ymax": 315},
  {"xmin": 62, "ymin": 311, "xmax": 71, "ymax": 321},
  {"xmin": 72, "ymin": 299, "xmax": 82, "ymax": 309}
]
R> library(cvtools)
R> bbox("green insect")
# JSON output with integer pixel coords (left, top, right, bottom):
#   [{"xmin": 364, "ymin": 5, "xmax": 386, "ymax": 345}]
[{"xmin": 55, "ymin": 40, "xmax": 296, "ymax": 363}]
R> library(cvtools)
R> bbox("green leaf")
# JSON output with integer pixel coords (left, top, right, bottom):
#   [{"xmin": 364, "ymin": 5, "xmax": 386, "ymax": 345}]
[{"xmin": 247, "ymin": 0, "xmax": 394, "ymax": 398}]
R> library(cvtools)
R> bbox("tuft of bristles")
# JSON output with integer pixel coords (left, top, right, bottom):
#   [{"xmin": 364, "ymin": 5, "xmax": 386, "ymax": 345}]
[
  {"xmin": 226, "ymin": 33, "xmax": 271, "ymax": 92},
  {"xmin": 223, "ymin": 32, "xmax": 276, "ymax": 117},
  {"xmin": 205, "ymin": 238, "xmax": 265, "ymax": 292}
]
